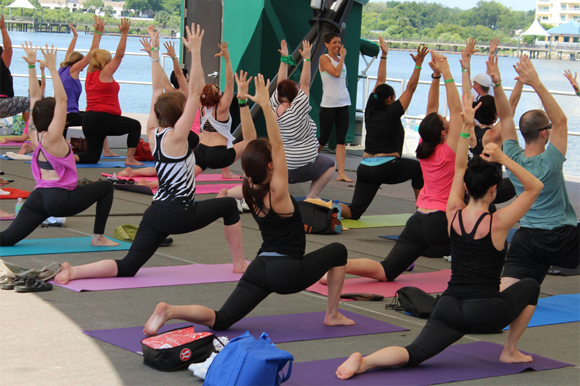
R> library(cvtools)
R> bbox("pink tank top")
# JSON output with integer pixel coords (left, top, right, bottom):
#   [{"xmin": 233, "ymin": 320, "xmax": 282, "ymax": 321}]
[
  {"xmin": 32, "ymin": 141, "xmax": 78, "ymax": 190},
  {"xmin": 416, "ymin": 142, "xmax": 456, "ymax": 212},
  {"xmin": 191, "ymin": 109, "xmax": 201, "ymax": 134}
]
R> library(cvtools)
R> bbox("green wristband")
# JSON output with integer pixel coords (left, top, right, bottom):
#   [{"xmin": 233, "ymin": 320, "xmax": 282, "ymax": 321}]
[
  {"xmin": 444, "ymin": 78, "xmax": 454, "ymax": 84},
  {"xmin": 414, "ymin": 65, "xmax": 422, "ymax": 70},
  {"xmin": 28, "ymin": 64, "xmax": 35, "ymax": 69},
  {"xmin": 576, "ymin": 89, "xmax": 579, "ymax": 96},
  {"xmin": 238, "ymin": 98, "xmax": 247, "ymax": 104},
  {"xmin": 461, "ymin": 68, "xmax": 467, "ymax": 72},
  {"xmin": 304, "ymin": 59, "xmax": 311, "ymax": 62},
  {"xmin": 280, "ymin": 55, "xmax": 297, "ymax": 66},
  {"xmin": 151, "ymin": 47, "xmax": 159, "ymax": 51},
  {"xmin": 494, "ymin": 82, "xmax": 502, "ymax": 87},
  {"xmin": 94, "ymin": 30, "xmax": 102, "ymax": 35},
  {"xmin": 460, "ymin": 132, "xmax": 470, "ymax": 138},
  {"xmin": 171, "ymin": 56, "xmax": 178, "ymax": 60}
]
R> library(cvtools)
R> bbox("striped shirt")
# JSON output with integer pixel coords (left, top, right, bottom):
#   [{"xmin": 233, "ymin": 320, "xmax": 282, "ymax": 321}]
[
  {"xmin": 153, "ymin": 128, "xmax": 196, "ymax": 203},
  {"xmin": 270, "ymin": 89, "xmax": 318, "ymax": 170}
]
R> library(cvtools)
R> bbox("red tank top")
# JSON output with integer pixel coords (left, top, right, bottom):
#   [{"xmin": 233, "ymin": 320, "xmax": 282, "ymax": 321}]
[{"xmin": 85, "ymin": 71, "xmax": 121, "ymax": 115}]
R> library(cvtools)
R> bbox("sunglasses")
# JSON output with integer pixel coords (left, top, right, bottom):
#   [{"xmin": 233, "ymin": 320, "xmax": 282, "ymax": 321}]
[{"xmin": 537, "ymin": 123, "xmax": 552, "ymax": 132}]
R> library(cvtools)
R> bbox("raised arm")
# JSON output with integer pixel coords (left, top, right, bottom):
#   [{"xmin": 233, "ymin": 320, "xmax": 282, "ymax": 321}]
[
  {"xmin": 460, "ymin": 38, "xmax": 477, "ymax": 97},
  {"xmin": 277, "ymin": 39, "xmax": 289, "ymax": 82},
  {"xmin": 164, "ymin": 41, "xmax": 188, "ymax": 97},
  {"xmin": 101, "ymin": 18, "xmax": 130, "ymax": 80},
  {"xmin": 64, "ymin": 24, "xmax": 79, "ymax": 63},
  {"xmin": 39, "ymin": 45, "xmax": 67, "ymax": 139},
  {"xmin": 39, "ymin": 63, "xmax": 46, "ymax": 96},
  {"xmin": 319, "ymin": 45, "xmax": 346, "ymax": 78},
  {"xmin": 372, "ymin": 36, "xmax": 388, "ymax": 93},
  {"xmin": 216, "ymin": 41, "xmax": 234, "ymax": 116},
  {"xmin": 426, "ymin": 56, "xmax": 441, "ymax": 115},
  {"xmin": 1, "ymin": 16, "xmax": 13, "ymax": 68},
  {"xmin": 70, "ymin": 16, "xmax": 104, "ymax": 76},
  {"xmin": 399, "ymin": 45, "xmax": 428, "ymax": 111},
  {"xmin": 564, "ymin": 70, "xmax": 579, "ymax": 96},
  {"xmin": 486, "ymin": 54, "xmax": 517, "ymax": 143},
  {"xmin": 235, "ymin": 70, "xmax": 257, "ymax": 143},
  {"xmin": 23, "ymin": 43, "xmax": 41, "ymax": 108},
  {"xmin": 298, "ymin": 40, "xmax": 311, "ymax": 97},
  {"xmin": 146, "ymin": 26, "xmax": 163, "ymax": 133}
]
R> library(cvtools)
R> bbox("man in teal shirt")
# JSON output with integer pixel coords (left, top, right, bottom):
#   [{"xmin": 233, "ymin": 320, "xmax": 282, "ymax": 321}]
[{"xmin": 489, "ymin": 56, "xmax": 578, "ymax": 287}]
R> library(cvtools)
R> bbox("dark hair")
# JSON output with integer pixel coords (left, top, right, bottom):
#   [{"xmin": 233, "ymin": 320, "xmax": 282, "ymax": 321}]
[
  {"xmin": 154, "ymin": 91, "xmax": 187, "ymax": 128},
  {"xmin": 368, "ymin": 84, "xmax": 395, "ymax": 112},
  {"xmin": 277, "ymin": 79, "xmax": 299, "ymax": 103},
  {"xmin": 32, "ymin": 97, "xmax": 56, "ymax": 132},
  {"xmin": 200, "ymin": 84, "xmax": 221, "ymax": 107},
  {"xmin": 464, "ymin": 155, "xmax": 503, "ymax": 200},
  {"xmin": 474, "ymin": 95, "xmax": 496, "ymax": 125},
  {"xmin": 519, "ymin": 109, "xmax": 549, "ymax": 143},
  {"xmin": 241, "ymin": 138, "xmax": 272, "ymax": 214},
  {"xmin": 323, "ymin": 32, "xmax": 340, "ymax": 44},
  {"xmin": 416, "ymin": 112, "xmax": 445, "ymax": 159},
  {"xmin": 170, "ymin": 68, "xmax": 189, "ymax": 90}
]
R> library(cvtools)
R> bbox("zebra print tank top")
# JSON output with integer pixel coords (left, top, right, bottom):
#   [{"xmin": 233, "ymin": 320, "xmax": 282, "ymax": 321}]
[{"xmin": 153, "ymin": 128, "xmax": 196, "ymax": 203}]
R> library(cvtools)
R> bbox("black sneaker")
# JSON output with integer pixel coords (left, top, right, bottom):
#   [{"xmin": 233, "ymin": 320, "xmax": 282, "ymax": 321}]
[{"xmin": 160, "ymin": 237, "xmax": 174, "ymax": 247}]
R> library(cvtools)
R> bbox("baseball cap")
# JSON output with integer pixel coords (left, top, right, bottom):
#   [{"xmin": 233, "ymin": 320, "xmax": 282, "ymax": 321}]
[{"xmin": 472, "ymin": 73, "xmax": 492, "ymax": 88}]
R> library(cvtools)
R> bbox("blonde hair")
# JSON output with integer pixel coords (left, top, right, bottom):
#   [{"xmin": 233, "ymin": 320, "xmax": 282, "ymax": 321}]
[
  {"xmin": 88, "ymin": 49, "xmax": 112, "ymax": 72},
  {"xmin": 60, "ymin": 51, "xmax": 84, "ymax": 68}
]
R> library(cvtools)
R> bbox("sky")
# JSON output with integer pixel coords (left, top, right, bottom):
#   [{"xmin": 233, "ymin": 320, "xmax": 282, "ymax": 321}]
[{"xmin": 367, "ymin": 0, "xmax": 536, "ymax": 12}]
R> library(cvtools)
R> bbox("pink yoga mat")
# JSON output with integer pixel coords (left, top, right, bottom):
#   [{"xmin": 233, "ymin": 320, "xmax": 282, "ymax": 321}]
[
  {"xmin": 52, "ymin": 263, "xmax": 246, "ymax": 292},
  {"xmin": 307, "ymin": 270, "xmax": 451, "ymax": 300},
  {"xmin": 197, "ymin": 183, "xmax": 242, "ymax": 194},
  {"xmin": 0, "ymin": 216, "xmax": 15, "ymax": 220},
  {"xmin": 0, "ymin": 141, "xmax": 30, "ymax": 147},
  {"xmin": 102, "ymin": 173, "xmax": 242, "ymax": 183}
]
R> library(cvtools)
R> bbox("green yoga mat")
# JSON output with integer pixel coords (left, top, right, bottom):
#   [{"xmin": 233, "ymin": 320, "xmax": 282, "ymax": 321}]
[
  {"xmin": 341, "ymin": 213, "xmax": 413, "ymax": 229},
  {"xmin": 0, "ymin": 237, "xmax": 131, "ymax": 257}
]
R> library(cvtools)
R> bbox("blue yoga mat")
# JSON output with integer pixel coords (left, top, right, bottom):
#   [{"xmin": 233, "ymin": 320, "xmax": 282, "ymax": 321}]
[
  {"xmin": 380, "ymin": 228, "xmax": 518, "ymax": 243},
  {"xmin": 504, "ymin": 294, "xmax": 580, "ymax": 330},
  {"xmin": 25, "ymin": 160, "xmax": 155, "ymax": 168},
  {"xmin": 0, "ymin": 237, "xmax": 131, "ymax": 257}
]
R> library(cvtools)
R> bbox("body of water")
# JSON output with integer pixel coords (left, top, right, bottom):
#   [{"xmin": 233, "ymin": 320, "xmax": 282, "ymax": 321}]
[{"xmin": 4, "ymin": 31, "xmax": 580, "ymax": 176}]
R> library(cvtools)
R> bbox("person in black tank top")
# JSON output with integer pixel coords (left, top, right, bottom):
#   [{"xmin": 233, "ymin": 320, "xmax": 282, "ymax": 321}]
[
  {"xmin": 143, "ymin": 74, "xmax": 356, "ymax": 336},
  {"xmin": 335, "ymin": 93, "xmax": 544, "ymax": 380}
]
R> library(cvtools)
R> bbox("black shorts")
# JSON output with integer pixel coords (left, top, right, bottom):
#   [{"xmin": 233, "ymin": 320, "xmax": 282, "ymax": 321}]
[
  {"xmin": 194, "ymin": 144, "xmax": 236, "ymax": 170},
  {"xmin": 502, "ymin": 225, "xmax": 579, "ymax": 284}
]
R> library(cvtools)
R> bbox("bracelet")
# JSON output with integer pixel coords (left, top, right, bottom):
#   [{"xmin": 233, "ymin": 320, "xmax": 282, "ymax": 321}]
[
  {"xmin": 461, "ymin": 69, "xmax": 467, "ymax": 72},
  {"xmin": 494, "ymin": 82, "xmax": 502, "ymax": 87},
  {"xmin": 94, "ymin": 31, "xmax": 102, "ymax": 35},
  {"xmin": 151, "ymin": 47, "xmax": 159, "ymax": 51},
  {"xmin": 151, "ymin": 58, "xmax": 160, "ymax": 62},
  {"xmin": 460, "ymin": 132, "xmax": 471, "ymax": 138},
  {"xmin": 171, "ymin": 56, "xmax": 178, "ymax": 60},
  {"xmin": 41, "ymin": 76, "xmax": 45, "ymax": 78},
  {"xmin": 238, "ymin": 98, "xmax": 247, "ymax": 104},
  {"xmin": 304, "ymin": 58, "xmax": 311, "ymax": 62},
  {"xmin": 414, "ymin": 65, "xmax": 422, "ymax": 70},
  {"xmin": 444, "ymin": 78, "xmax": 454, "ymax": 84},
  {"xmin": 576, "ymin": 89, "xmax": 580, "ymax": 96},
  {"xmin": 280, "ymin": 55, "xmax": 297, "ymax": 66},
  {"xmin": 238, "ymin": 102, "xmax": 248, "ymax": 108},
  {"xmin": 381, "ymin": 56, "xmax": 387, "ymax": 60},
  {"xmin": 28, "ymin": 64, "xmax": 35, "ymax": 69},
  {"xmin": 431, "ymin": 74, "xmax": 441, "ymax": 79}
]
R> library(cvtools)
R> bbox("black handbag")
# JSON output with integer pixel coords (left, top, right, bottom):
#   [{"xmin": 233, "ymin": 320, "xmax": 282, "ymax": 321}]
[
  {"xmin": 297, "ymin": 201, "xmax": 342, "ymax": 234},
  {"xmin": 141, "ymin": 326, "xmax": 216, "ymax": 371},
  {"xmin": 386, "ymin": 286, "xmax": 438, "ymax": 319}
]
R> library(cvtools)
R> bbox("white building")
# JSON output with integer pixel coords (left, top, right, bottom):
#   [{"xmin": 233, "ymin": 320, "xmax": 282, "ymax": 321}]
[
  {"xmin": 38, "ymin": 0, "xmax": 126, "ymax": 17},
  {"xmin": 536, "ymin": 0, "xmax": 580, "ymax": 25}
]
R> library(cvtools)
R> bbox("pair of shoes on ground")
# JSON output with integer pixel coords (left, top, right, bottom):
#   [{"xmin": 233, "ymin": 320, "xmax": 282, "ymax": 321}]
[
  {"xmin": 236, "ymin": 199, "xmax": 250, "ymax": 213},
  {"xmin": 0, "ymin": 276, "xmax": 53, "ymax": 292},
  {"xmin": 0, "ymin": 260, "xmax": 61, "ymax": 292}
]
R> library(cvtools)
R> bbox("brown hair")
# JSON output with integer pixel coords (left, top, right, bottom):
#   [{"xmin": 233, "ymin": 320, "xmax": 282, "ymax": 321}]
[
  {"xmin": 416, "ymin": 112, "xmax": 446, "ymax": 159},
  {"xmin": 32, "ymin": 97, "xmax": 56, "ymax": 132},
  {"xmin": 154, "ymin": 91, "xmax": 187, "ymax": 128},
  {"xmin": 241, "ymin": 138, "xmax": 273, "ymax": 214},
  {"xmin": 277, "ymin": 79, "xmax": 299, "ymax": 104},
  {"xmin": 60, "ymin": 51, "xmax": 84, "ymax": 68},
  {"xmin": 200, "ymin": 84, "xmax": 221, "ymax": 107},
  {"xmin": 88, "ymin": 49, "xmax": 112, "ymax": 72}
]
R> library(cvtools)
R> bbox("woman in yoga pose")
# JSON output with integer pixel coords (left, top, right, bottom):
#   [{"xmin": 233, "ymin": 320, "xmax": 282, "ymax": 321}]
[
  {"xmin": 75, "ymin": 18, "xmax": 142, "ymax": 166},
  {"xmin": 55, "ymin": 25, "xmax": 246, "ymax": 284},
  {"xmin": 335, "ymin": 93, "xmax": 543, "ymax": 380},
  {"xmin": 341, "ymin": 39, "xmax": 426, "ymax": 220},
  {"xmin": 143, "ymin": 73, "xmax": 355, "ymax": 335},
  {"xmin": 0, "ymin": 43, "xmax": 117, "ymax": 247}
]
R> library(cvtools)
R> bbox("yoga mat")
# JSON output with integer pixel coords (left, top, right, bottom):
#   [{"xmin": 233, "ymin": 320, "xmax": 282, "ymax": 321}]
[
  {"xmin": 342, "ymin": 214, "xmax": 413, "ymax": 229},
  {"xmin": 114, "ymin": 183, "xmax": 154, "ymax": 195},
  {"xmin": 285, "ymin": 341, "xmax": 573, "ymax": 386},
  {"xmin": 53, "ymin": 263, "xmax": 246, "ymax": 292},
  {"xmin": 102, "ymin": 173, "xmax": 243, "ymax": 183},
  {"xmin": 84, "ymin": 310, "xmax": 408, "ymax": 354},
  {"xmin": 0, "ymin": 141, "xmax": 30, "ymax": 147},
  {"xmin": 307, "ymin": 270, "xmax": 451, "ymax": 300},
  {"xmin": 102, "ymin": 173, "xmax": 157, "ymax": 182},
  {"xmin": 504, "ymin": 294, "xmax": 580, "ymax": 330},
  {"xmin": 380, "ymin": 228, "xmax": 518, "ymax": 243},
  {"xmin": 0, "ymin": 236, "xmax": 131, "ymax": 257},
  {"xmin": 0, "ymin": 188, "xmax": 30, "ymax": 199},
  {"xmin": 25, "ymin": 160, "xmax": 156, "ymax": 168},
  {"xmin": 0, "ymin": 216, "xmax": 15, "ymax": 221},
  {"xmin": 113, "ymin": 182, "xmax": 242, "ymax": 196},
  {"xmin": 294, "ymin": 197, "xmax": 350, "ymax": 205},
  {"xmin": 197, "ymin": 183, "xmax": 242, "ymax": 194}
]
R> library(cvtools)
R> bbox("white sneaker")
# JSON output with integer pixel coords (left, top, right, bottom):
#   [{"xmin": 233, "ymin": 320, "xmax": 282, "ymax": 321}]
[
  {"xmin": 240, "ymin": 199, "xmax": 250, "ymax": 212},
  {"xmin": 189, "ymin": 351, "xmax": 218, "ymax": 379}
]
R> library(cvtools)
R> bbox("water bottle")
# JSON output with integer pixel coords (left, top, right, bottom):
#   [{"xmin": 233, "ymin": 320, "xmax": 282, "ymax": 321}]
[
  {"xmin": 15, "ymin": 198, "xmax": 23, "ymax": 217},
  {"xmin": 332, "ymin": 200, "xmax": 343, "ymax": 234}
]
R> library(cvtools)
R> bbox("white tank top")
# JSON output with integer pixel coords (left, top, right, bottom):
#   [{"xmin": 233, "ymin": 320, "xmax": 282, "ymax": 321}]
[
  {"xmin": 200, "ymin": 106, "xmax": 235, "ymax": 148},
  {"xmin": 320, "ymin": 54, "xmax": 351, "ymax": 108}
]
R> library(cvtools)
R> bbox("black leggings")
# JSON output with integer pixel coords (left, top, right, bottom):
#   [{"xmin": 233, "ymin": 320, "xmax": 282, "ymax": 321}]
[
  {"xmin": 77, "ymin": 111, "xmax": 141, "ymax": 164},
  {"xmin": 405, "ymin": 278, "xmax": 540, "ymax": 367},
  {"xmin": 212, "ymin": 242, "xmax": 348, "ymax": 331},
  {"xmin": 318, "ymin": 106, "xmax": 349, "ymax": 146},
  {"xmin": 381, "ymin": 211, "xmax": 450, "ymax": 281},
  {"xmin": 115, "ymin": 197, "xmax": 240, "ymax": 277},
  {"xmin": 64, "ymin": 111, "xmax": 84, "ymax": 139},
  {"xmin": 348, "ymin": 159, "xmax": 424, "ymax": 220},
  {"xmin": 0, "ymin": 181, "xmax": 114, "ymax": 246}
]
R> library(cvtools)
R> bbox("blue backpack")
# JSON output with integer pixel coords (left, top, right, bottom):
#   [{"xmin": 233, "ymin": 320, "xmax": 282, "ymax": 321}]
[{"xmin": 204, "ymin": 331, "xmax": 293, "ymax": 386}]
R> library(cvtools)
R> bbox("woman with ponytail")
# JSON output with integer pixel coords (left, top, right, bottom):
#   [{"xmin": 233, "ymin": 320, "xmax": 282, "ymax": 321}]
[{"xmin": 143, "ymin": 74, "xmax": 355, "ymax": 336}]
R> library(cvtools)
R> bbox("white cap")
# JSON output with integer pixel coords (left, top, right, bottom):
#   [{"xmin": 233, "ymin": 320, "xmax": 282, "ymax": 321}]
[{"xmin": 472, "ymin": 73, "xmax": 492, "ymax": 88}]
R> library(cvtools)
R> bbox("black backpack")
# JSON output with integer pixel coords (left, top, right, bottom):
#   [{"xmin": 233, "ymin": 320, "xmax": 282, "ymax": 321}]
[
  {"xmin": 297, "ymin": 201, "xmax": 342, "ymax": 234},
  {"xmin": 386, "ymin": 286, "xmax": 439, "ymax": 319}
]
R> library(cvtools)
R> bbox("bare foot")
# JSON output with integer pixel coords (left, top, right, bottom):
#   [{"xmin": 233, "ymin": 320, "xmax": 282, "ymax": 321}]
[
  {"xmin": 103, "ymin": 150, "xmax": 119, "ymax": 157},
  {"xmin": 217, "ymin": 188, "xmax": 228, "ymax": 198},
  {"xmin": 500, "ymin": 349, "xmax": 533, "ymax": 364},
  {"xmin": 318, "ymin": 273, "xmax": 328, "ymax": 285},
  {"xmin": 91, "ymin": 235, "xmax": 120, "ymax": 247},
  {"xmin": 125, "ymin": 159, "xmax": 145, "ymax": 166},
  {"xmin": 0, "ymin": 137, "xmax": 7, "ymax": 144},
  {"xmin": 137, "ymin": 179, "xmax": 148, "ymax": 186},
  {"xmin": 337, "ymin": 173, "xmax": 354, "ymax": 183},
  {"xmin": 18, "ymin": 143, "xmax": 33, "ymax": 155},
  {"xmin": 54, "ymin": 262, "xmax": 73, "ymax": 285},
  {"xmin": 0, "ymin": 208, "xmax": 14, "ymax": 218},
  {"xmin": 233, "ymin": 260, "xmax": 248, "ymax": 274},
  {"xmin": 118, "ymin": 167, "xmax": 133, "ymax": 177},
  {"xmin": 336, "ymin": 352, "xmax": 363, "ymax": 380},
  {"xmin": 324, "ymin": 311, "xmax": 356, "ymax": 327},
  {"xmin": 221, "ymin": 170, "xmax": 239, "ymax": 179},
  {"xmin": 144, "ymin": 302, "xmax": 171, "ymax": 336}
]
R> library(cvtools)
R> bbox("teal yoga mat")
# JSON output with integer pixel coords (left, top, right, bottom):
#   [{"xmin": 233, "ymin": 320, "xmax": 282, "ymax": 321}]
[
  {"xmin": 504, "ymin": 294, "xmax": 580, "ymax": 330},
  {"xmin": 0, "ymin": 237, "xmax": 131, "ymax": 257}
]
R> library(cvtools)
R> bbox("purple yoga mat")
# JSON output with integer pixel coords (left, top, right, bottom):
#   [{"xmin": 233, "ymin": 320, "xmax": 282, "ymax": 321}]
[
  {"xmin": 285, "ymin": 341, "xmax": 573, "ymax": 385},
  {"xmin": 52, "ymin": 263, "xmax": 245, "ymax": 292},
  {"xmin": 84, "ymin": 310, "xmax": 408, "ymax": 354}
]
